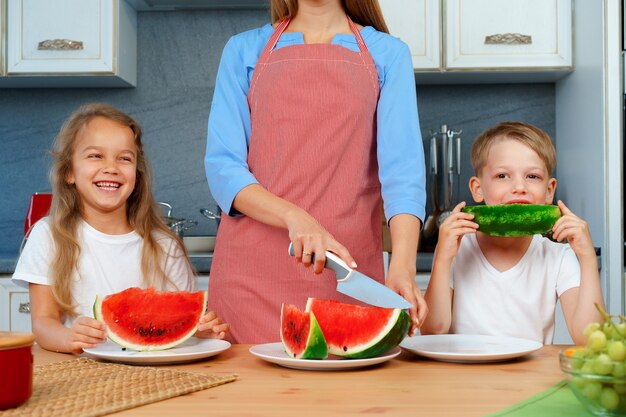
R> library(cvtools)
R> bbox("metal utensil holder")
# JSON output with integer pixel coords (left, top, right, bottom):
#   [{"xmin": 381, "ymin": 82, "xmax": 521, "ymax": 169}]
[{"xmin": 429, "ymin": 125, "xmax": 462, "ymax": 226}]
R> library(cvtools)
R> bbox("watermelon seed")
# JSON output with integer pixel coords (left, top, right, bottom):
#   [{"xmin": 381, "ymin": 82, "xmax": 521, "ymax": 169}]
[{"xmin": 343, "ymin": 346, "xmax": 348, "ymax": 351}]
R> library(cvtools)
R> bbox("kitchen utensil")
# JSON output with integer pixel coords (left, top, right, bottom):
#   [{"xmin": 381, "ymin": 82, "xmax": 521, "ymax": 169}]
[
  {"xmin": 157, "ymin": 202, "xmax": 197, "ymax": 237},
  {"xmin": 288, "ymin": 243, "xmax": 413, "ymax": 309},
  {"xmin": 0, "ymin": 332, "xmax": 35, "ymax": 410}
]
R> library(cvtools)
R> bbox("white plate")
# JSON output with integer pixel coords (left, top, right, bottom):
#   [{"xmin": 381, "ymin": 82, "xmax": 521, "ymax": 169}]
[
  {"xmin": 249, "ymin": 342, "xmax": 401, "ymax": 371},
  {"xmin": 400, "ymin": 334, "xmax": 543, "ymax": 363},
  {"xmin": 83, "ymin": 337, "xmax": 231, "ymax": 365}
]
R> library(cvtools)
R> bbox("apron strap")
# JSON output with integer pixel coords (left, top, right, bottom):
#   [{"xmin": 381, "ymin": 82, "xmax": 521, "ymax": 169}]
[
  {"xmin": 257, "ymin": 18, "xmax": 291, "ymax": 66},
  {"xmin": 257, "ymin": 17, "xmax": 375, "ymax": 67}
]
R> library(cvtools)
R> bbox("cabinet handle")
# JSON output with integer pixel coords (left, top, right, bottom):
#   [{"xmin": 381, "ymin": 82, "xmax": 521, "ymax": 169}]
[
  {"xmin": 484, "ymin": 33, "xmax": 532, "ymax": 45},
  {"xmin": 18, "ymin": 302, "xmax": 31, "ymax": 314},
  {"xmin": 38, "ymin": 39, "xmax": 84, "ymax": 50}
]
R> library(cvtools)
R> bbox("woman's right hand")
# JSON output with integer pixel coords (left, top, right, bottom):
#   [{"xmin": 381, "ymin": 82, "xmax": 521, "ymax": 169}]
[
  {"xmin": 435, "ymin": 202, "xmax": 478, "ymax": 263},
  {"xmin": 286, "ymin": 208, "xmax": 356, "ymax": 274},
  {"xmin": 65, "ymin": 316, "xmax": 107, "ymax": 354}
]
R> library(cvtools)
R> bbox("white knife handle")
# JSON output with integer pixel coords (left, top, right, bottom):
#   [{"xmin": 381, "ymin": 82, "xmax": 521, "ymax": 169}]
[{"xmin": 288, "ymin": 243, "xmax": 351, "ymax": 281}]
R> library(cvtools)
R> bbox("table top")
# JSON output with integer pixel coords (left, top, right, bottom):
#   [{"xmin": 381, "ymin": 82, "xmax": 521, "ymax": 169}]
[{"xmin": 32, "ymin": 343, "xmax": 567, "ymax": 417}]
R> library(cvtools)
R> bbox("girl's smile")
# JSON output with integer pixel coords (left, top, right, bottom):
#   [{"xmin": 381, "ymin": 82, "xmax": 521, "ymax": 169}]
[{"xmin": 67, "ymin": 116, "xmax": 137, "ymax": 231}]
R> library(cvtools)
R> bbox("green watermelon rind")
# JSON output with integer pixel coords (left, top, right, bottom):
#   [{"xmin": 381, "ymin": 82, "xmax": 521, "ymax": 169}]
[
  {"xmin": 305, "ymin": 298, "xmax": 411, "ymax": 359},
  {"xmin": 461, "ymin": 204, "xmax": 561, "ymax": 237},
  {"xmin": 93, "ymin": 290, "xmax": 208, "ymax": 352},
  {"xmin": 280, "ymin": 305, "xmax": 328, "ymax": 360}
]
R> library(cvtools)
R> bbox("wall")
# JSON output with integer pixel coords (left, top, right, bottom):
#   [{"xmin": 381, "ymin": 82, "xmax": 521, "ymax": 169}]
[{"xmin": 0, "ymin": 10, "xmax": 554, "ymax": 256}]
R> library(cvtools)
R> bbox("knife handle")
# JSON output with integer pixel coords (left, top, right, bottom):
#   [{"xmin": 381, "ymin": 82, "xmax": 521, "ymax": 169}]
[{"xmin": 288, "ymin": 243, "xmax": 351, "ymax": 281}]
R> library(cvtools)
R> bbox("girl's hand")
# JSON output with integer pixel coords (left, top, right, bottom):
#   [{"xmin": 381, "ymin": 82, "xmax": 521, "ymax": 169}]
[
  {"xmin": 196, "ymin": 311, "xmax": 230, "ymax": 339},
  {"xmin": 66, "ymin": 316, "xmax": 107, "ymax": 354},
  {"xmin": 435, "ymin": 202, "xmax": 478, "ymax": 263},
  {"xmin": 552, "ymin": 200, "xmax": 596, "ymax": 257},
  {"xmin": 385, "ymin": 271, "xmax": 428, "ymax": 336},
  {"xmin": 286, "ymin": 209, "xmax": 356, "ymax": 274}
]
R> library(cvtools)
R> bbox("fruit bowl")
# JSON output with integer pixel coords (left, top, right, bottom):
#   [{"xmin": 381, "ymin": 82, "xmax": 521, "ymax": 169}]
[{"xmin": 561, "ymin": 348, "xmax": 626, "ymax": 416}]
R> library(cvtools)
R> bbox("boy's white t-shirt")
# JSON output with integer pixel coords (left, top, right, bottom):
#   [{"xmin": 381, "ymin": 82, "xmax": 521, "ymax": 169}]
[
  {"xmin": 449, "ymin": 233, "xmax": 581, "ymax": 344},
  {"xmin": 12, "ymin": 218, "xmax": 196, "ymax": 326}
]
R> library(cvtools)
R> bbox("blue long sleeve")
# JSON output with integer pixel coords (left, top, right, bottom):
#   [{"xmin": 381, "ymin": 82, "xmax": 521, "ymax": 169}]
[{"xmin": 205, "ymin": 24, "xmax": 425, "ymax": 222}]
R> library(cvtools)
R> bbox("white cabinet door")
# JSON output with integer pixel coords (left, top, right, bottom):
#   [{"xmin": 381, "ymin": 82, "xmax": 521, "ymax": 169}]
[
  {"xmin": 445, "ymin": 0, "xmax": 572, "ymax": 69},
  {"xmin": 0, "ymin": 279, "xmax": 32, "ymax": 332},
  {"xmin": 379, "ymin": 0, "xmax": 441, "ymax": 70},
  {"xmin": 5, "ymin": 0, "xmax": 136, "ymax": 86}
]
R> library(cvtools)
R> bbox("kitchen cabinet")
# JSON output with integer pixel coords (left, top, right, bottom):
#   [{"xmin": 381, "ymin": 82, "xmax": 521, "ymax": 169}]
[
  {"xmin": 380, "ymin": 0, "xmax": 572, "ymax": 82},
  {"xmin": 0, "ymin": 0, "xmax": 5, "ymax": 77},
  {"xmin": 1, "ymin": 0, "xmax": 136, "ymax": 87}
]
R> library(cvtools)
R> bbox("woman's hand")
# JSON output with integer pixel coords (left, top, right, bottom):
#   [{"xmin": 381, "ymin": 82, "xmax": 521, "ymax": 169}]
[
  {"xmin": 195, "ymin": 311, "xmax": 230, "ymax": 339},
  {"xmin": 552, "ymin": 200, "xmax": 596, "ymax": 258},
  {"xmin": 64, "ymin": 316, "xmax": 107, "ymax": 354},
  {"xmin": 435, "ymin": 202, "xmax": 478, "ymax": 263},
  {"xmin": 286, "ymin": 208, "xmax": 356, "ymax": 274},
  {"xmin": 385, "ymin": 270, "xmax": 428, "ymax": 336}
]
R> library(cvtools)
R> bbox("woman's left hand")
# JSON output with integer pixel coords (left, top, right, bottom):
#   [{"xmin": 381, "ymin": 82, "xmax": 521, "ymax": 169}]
[
  {"xmin": 385, "ymin": 271, "xmax": 428, "ymax": 336},
  {"xmin": 195, "ymin": 311, "xmax": 230, "ymax": 339}
]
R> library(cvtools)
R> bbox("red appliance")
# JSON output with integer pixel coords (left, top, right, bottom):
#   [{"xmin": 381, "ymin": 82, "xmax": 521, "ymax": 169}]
[{"xmin": 23, "ymin": 193, "xmax": 52, "ymax": 236}]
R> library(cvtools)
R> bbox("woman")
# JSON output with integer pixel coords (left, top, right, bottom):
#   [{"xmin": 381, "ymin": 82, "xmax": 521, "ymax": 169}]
[{"xmin": 205, "ymin": 0, "xmax": 427, "ymax": 343}]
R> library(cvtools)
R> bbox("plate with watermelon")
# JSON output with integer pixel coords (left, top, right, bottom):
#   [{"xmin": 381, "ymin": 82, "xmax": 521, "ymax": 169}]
[
  {"xmin": 84, "ymin": 287, "xmax": 231, "ymax": 365},
  {"xmin": 249, "ymin": 298, "xmax": 409, "ymax": 370}
]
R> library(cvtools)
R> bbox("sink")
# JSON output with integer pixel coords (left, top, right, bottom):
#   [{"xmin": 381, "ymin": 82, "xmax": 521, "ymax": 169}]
[{"xmin": 183, "ymin": 236, "xmax": 216, "ymax": 255}]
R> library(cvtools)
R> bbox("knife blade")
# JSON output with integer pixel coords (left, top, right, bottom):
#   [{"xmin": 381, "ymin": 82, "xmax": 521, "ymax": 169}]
[{"xmin": 288, "ymin": 243, "xmax": 413, "ymax": 309}]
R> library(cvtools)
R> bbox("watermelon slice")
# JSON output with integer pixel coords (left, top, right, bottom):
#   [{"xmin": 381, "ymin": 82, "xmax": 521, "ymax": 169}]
[
  {"xmin": 93, "ymin": 287, "xmax": 207, "ymax": 351},
  {"xmin": 280, "ymin": 303, "xmax": 328, "ymax": 359},
  {"xmin": 305, "ymin": 298, "xmax": 410, "ymax": 359}
]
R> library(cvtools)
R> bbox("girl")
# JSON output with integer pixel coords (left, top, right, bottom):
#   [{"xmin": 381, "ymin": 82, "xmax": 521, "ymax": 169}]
[
  {"xmin": 13, "ymin": 103, "xmax": 229, "ymax": 354},
  {"xmin": 205, "ymin": 0, "xmax": 427, "ymax": 343}
]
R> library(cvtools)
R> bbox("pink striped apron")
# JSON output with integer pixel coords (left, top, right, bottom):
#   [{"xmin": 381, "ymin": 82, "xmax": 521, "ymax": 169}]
[{"xmin": 209, "ymin": 17, "xmax": 383, "ymax": 343}]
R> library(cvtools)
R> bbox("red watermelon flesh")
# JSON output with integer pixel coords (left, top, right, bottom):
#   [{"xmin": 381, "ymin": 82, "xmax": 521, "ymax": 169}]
[
  {"xmin": 280, "ymin": 303, "xmax": 328, "ymax": 359},
  {"xmin": 93, "ymin": 287, "xmax": 207, "ymax": 351},
  {"xmin": 305, "ymin": 298, "xmax": 410, "ymax": 359}
]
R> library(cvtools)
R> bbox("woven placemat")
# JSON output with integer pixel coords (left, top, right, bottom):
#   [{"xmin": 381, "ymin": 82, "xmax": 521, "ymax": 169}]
[{"xmin": 1, "ymin": 358, "xmax": 238, "ymax": 417}]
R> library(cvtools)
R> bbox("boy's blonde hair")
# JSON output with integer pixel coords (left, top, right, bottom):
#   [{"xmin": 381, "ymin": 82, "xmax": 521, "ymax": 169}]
[
  {"xmin": 48, "ymin": 103, "xmax": 191, "ymax": 317},
  {"xmin": 471, "ymin": 121, "xmax": 556, "ymax": 176},
  {"xmin": 270, "ymin": 0, "xmax": 389, "ymax": 33}
]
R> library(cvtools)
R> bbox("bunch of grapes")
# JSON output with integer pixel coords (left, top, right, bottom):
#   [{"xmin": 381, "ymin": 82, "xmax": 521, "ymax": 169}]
[{"xmin": 566, "ymin": 304, "xmax": 626, "ymax": 414}]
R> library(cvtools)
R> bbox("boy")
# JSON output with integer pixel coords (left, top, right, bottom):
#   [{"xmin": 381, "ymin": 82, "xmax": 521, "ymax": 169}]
[{"xmin": 421, "ymin": 121, "xmax": 604, "ymax": 344}]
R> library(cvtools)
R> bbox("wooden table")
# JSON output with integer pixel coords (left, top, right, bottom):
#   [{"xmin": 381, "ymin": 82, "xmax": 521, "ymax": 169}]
[{"xmin": 33, "ymin": 344, "xmax": 567, "ymax": 417}]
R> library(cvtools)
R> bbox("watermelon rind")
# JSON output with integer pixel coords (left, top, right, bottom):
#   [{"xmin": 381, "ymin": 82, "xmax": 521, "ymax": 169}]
[
  {"xmin": 461, "ymin": 204, "xmax": 561, "ymax": 237},
  {"xmin": 280, "ymin": 304, "xmax": 328, "ymax": 360},
  {"xmin": 93, "ymin": 289, "xmax": 208, "ymax": 352},
  {"xmin": 305, "ymin": 298, "xmax": 411, "ymax": 359}
]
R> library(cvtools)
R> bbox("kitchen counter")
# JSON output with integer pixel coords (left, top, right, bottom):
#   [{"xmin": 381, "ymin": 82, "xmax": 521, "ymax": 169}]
[{"xmin": 30, "ymin": 343, "xmax": 568, "ymax": 416}]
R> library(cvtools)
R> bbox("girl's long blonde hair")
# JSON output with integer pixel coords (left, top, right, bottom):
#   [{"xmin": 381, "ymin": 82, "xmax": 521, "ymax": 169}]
[
  {"xmin": 270, "ymin": 0, "xmax": 389, "ymax": 33},
  {"xmin": 49, "ymin": 103, "xmax": 191, "ymax": 317}
]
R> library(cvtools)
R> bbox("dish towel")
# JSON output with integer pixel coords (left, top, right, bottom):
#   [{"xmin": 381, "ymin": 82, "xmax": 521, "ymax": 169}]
[{"xmin": 486, "ymin": 380, "xmax": 590, "ymax": 416}]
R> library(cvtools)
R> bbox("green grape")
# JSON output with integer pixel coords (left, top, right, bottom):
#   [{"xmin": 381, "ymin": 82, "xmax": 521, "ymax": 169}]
[
  {"xmin": 588, "ymin": 330, "xmax": 608, "ymax": 352},
  {"xmin": 584, "ymin": 381, "xmax": 603, "ymax": 400},
  {"xmin": 604, "ymin": 322, "xmax": 614, "ymax": 339},
  {"xmin": 593, "ymin": 354, "xmax": 613, "ymax": 375},
  {"xmin": 571, "ymin": 376, "xmax": 587, "ymax": 389},
  {"xmin": 614, "ymin": 322, "xmax": 626, "ymax": 340},
  {"xmin": 581, "ymin": 360, "xmax": 595, "ymax": 374},
  {"xmin": 613, "ymin": 362, "xmax": 626, "ymax": 378},
  {"xmin": 613, "ymin": 382, "xmax": 626, "ymax": 395},
  {"xmin": 584, "ymin": 322, "xmax": 602, "ymax": 339},
  {"xmin": 600, "ymin": 386, "xmax": 620, "ymax": 410},
  {"xmin": 608, "ymin": 341, "xmax": 626, "ymax": 361}
]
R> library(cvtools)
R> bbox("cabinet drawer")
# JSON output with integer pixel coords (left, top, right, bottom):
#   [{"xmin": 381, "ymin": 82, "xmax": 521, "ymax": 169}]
[
  {"xmin": 445, "ymin": 0, "xmax": 572, "ymax": 69},
  {"xmin": 8, "ymin": 0, "xmax": 114, "ymax": 74}
]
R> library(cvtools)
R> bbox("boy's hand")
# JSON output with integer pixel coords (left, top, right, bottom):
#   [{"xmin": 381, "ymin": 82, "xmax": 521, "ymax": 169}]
[
  {"xmin": 196, "ymin": 311, "xmax": 230, "ymax": 339},
  {"xmin": 435, "ymin": 202, "xmax": 478, "ymax": 263},
  {"xmin": 552, "ymin": 200, "xmax": 596, "ymax": 257},
  {"xmin": 66, "ymin": 316, "xmax": 107, "ymax": 354}
]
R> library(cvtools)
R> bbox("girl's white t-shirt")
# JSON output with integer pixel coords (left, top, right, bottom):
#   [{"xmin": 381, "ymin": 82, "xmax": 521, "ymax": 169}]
[
  {"xmin": 12, "ymin": 218, "xmax": 195, "ymax": 326},
  {"xmin": 450, "ymin": 233, "xmax": 581, "ymax": 344}
]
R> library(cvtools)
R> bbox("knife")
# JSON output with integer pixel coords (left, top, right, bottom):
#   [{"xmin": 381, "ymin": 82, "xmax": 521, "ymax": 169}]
[{"xmin": 288, "ymin": 243, "xmax": 413, "ymax": 309}]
